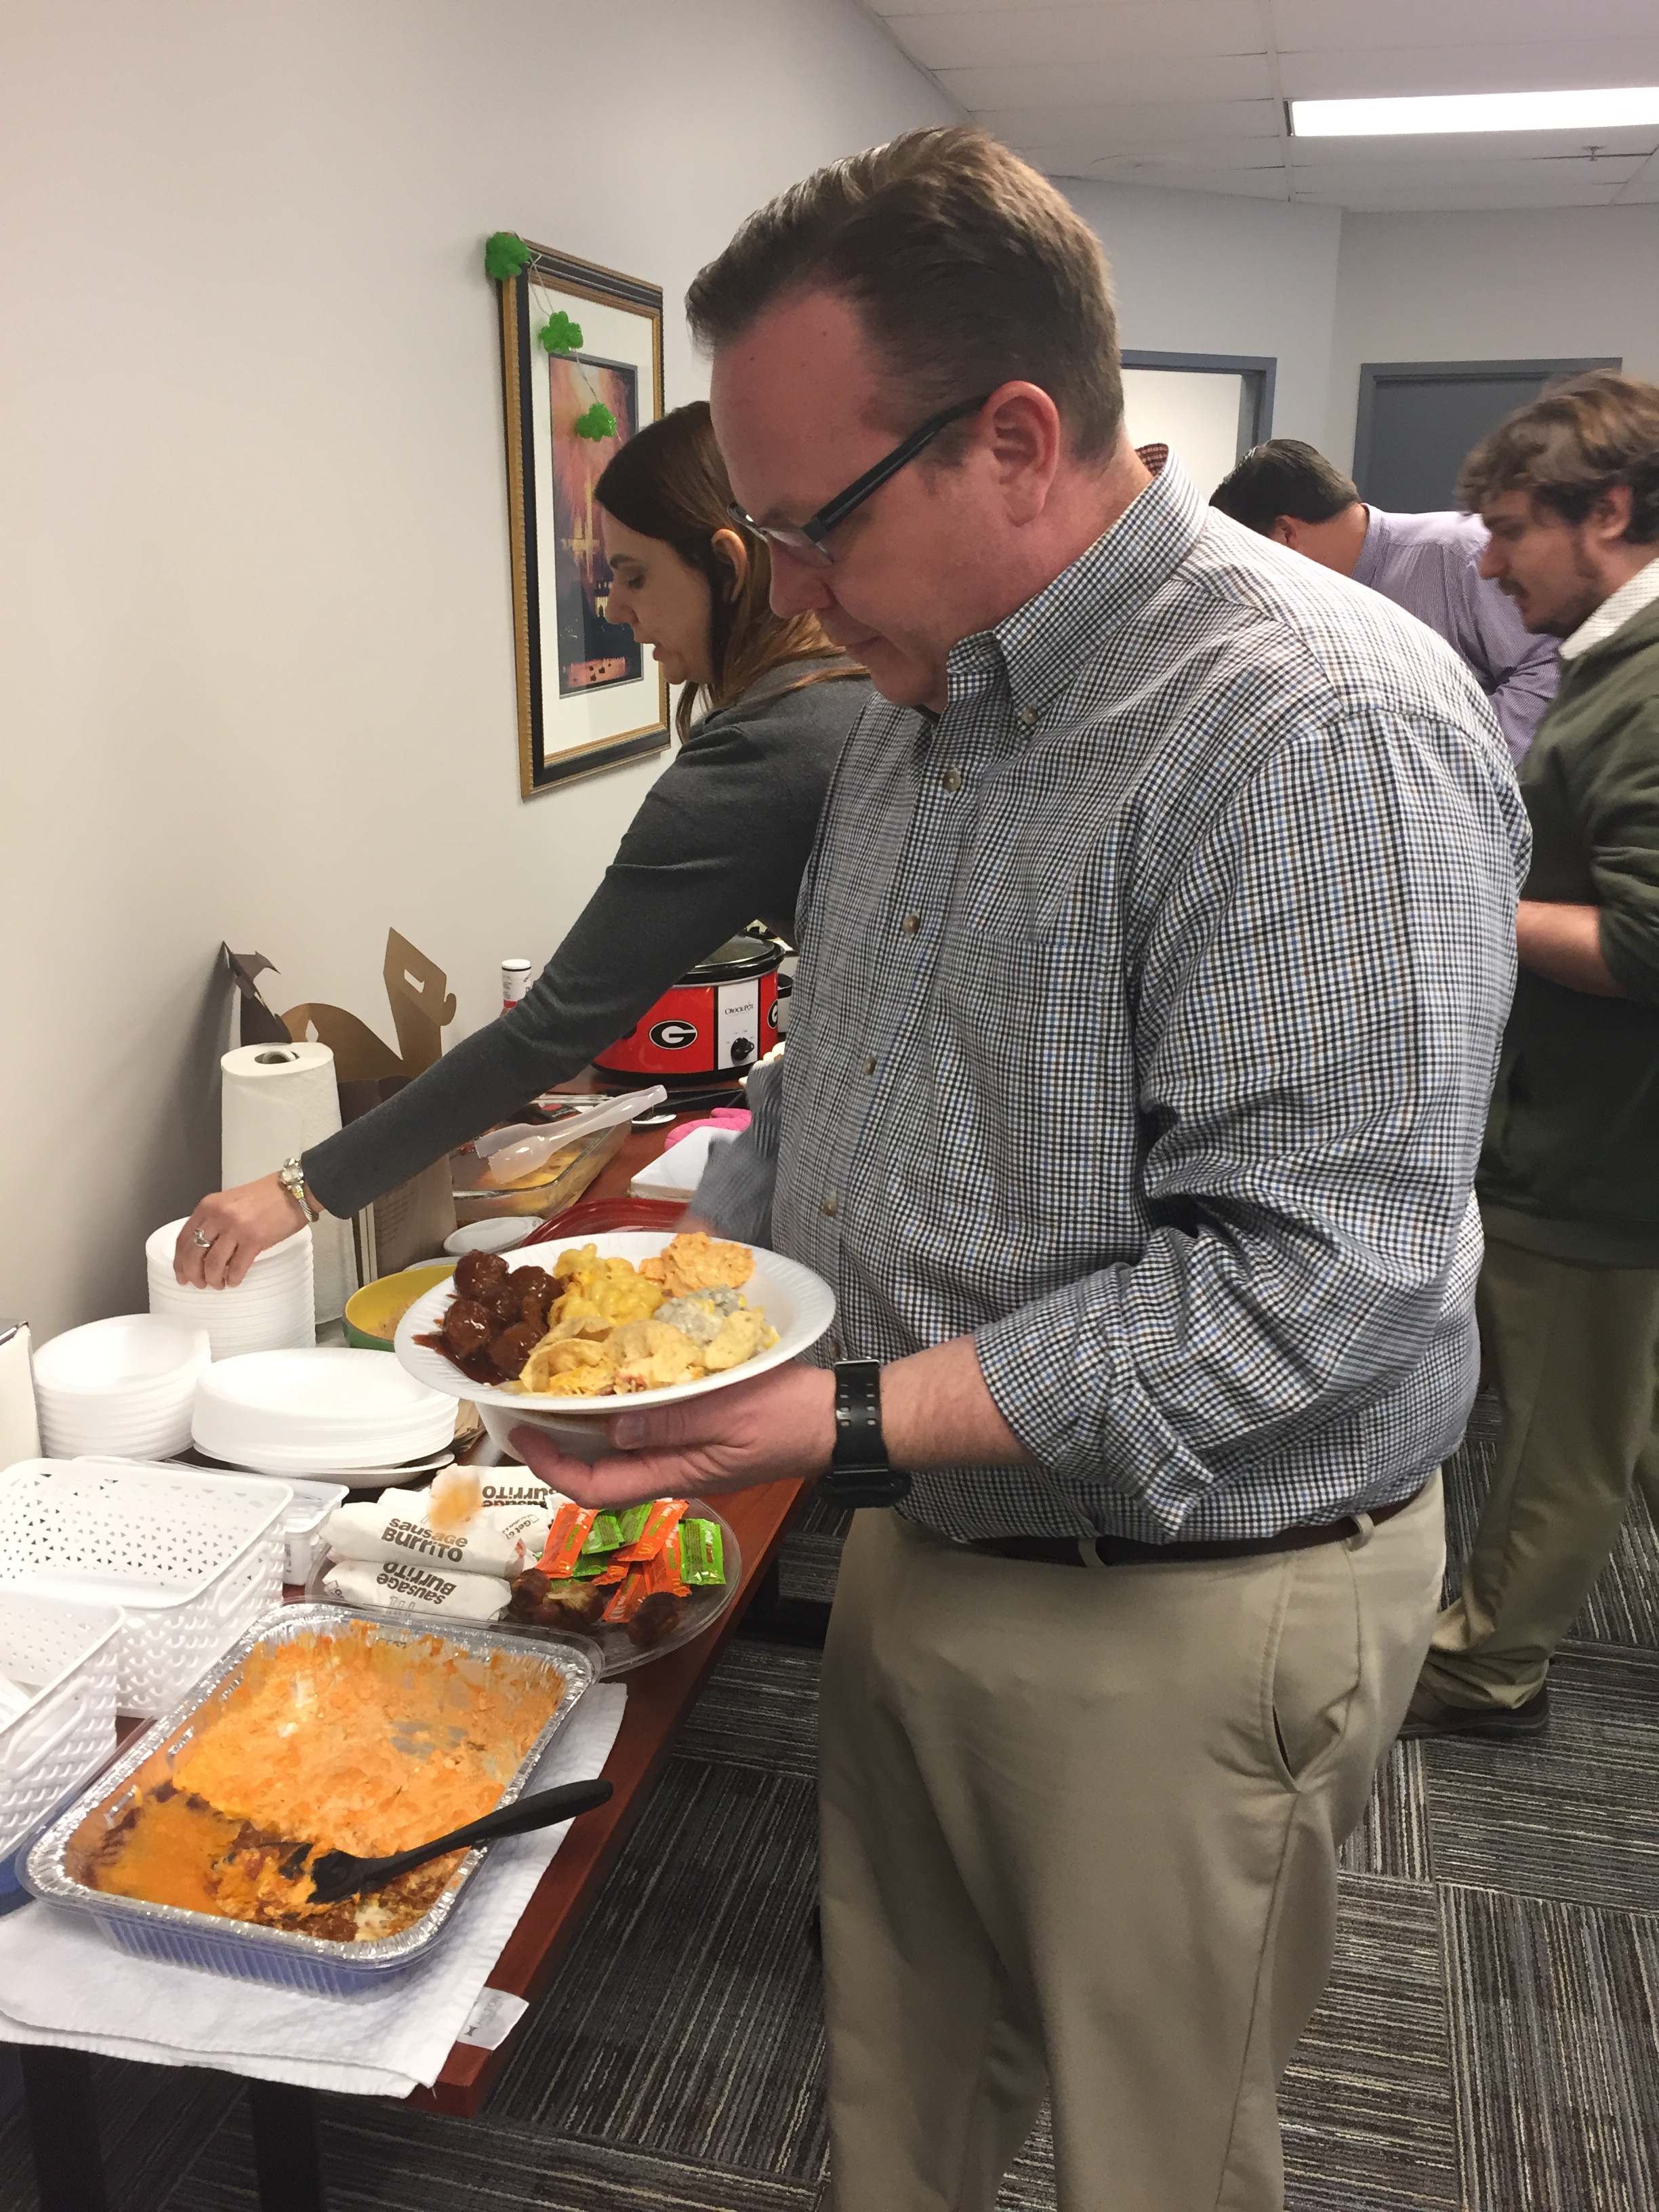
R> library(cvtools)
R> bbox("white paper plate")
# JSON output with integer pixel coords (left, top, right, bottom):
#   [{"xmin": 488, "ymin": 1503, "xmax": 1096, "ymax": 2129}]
[
  {"xmin": 192, "ymin": 1348, "xmax": 455, "ymax": 1469},
  {"xmin": 394, "ymin": 1232, "xmax": 835, "ymax": 1418},
  {"xmin": 185, "ymin": 1444, "xmax": 456, "ymax": 1488},
  {"xmin": 33, "ymin": 1316, "xmax": 211, "ymax": 1393},
  {"xmin": 443, "ymin": 1219, "xmax": 530, "ymax": 1256}
]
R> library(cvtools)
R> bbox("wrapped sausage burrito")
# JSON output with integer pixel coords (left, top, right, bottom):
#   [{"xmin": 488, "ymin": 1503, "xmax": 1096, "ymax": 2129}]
[
  {"xmin": 319, "ymin": 1555, "xmax": 512, "ymax": 1621},
  {"xmin": 323, "ymin": 1498, "xmax": 537, "ymax": 1580}
]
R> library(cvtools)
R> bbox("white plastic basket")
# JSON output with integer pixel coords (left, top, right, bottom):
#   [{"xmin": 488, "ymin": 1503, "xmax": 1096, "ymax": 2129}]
[
  {"xmin": 0, "ymin": 1591, "xmax": 122, "ymax": 1866},
  {"xmin": 0, "ymin": 1461, "xmax": 289, "ymax": 1717}
]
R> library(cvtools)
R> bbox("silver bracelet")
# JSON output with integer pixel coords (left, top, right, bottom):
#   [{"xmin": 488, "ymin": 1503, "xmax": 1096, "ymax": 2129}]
[{"xmin": 276, "ymin": 1157, "xmax": 321, "ymax": 1224}]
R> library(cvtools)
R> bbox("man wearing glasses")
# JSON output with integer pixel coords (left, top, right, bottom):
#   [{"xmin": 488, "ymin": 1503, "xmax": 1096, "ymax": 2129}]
[{"xmin": 516, "ymin": 127, "xmax": 1528, "ymax": 2212}]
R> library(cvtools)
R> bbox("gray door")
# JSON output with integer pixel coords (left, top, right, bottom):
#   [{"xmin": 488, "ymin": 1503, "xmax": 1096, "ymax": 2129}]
[{"xmin": 1354, "ymin": 358, "xmax": 1621, "ymax": 513}]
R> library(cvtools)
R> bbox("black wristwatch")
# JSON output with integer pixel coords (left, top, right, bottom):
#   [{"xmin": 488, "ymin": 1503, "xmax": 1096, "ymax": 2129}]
[{"xmin": 821, "ymin": 1360, "xmax": 912, "ymax": 1508}]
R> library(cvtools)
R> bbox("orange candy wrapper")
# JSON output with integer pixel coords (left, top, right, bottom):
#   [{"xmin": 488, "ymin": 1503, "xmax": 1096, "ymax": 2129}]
[
  {"xmin": 601, "ymin": 1568, "xmax": 649, "ymax": 1624},
  {"xmin": 538, "ymin": 1504, "xmax": 598, "ymax": 1578},
  {"xmin": 648, "ymin": 1540, "xmax": 691, "ymax": 1597},
  {"xmin": 612, "ymin": 1499, "xmax": 686, "ymax": 1564},
  {"xmin": 600, "ymin": 1544, "xmax": 689, "ymax": 1624}
]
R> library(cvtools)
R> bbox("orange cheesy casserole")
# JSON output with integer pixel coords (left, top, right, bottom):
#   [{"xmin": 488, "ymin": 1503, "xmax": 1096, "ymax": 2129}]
[{"xmin": 77, "ymin": 1621, "xmax": 566, "ymax": 1943}]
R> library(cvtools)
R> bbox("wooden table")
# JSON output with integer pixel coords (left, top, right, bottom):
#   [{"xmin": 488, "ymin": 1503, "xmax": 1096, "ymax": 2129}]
[{"xmin": 20, "ymin": 1105, "xmax": 808, "ymax": 2209}]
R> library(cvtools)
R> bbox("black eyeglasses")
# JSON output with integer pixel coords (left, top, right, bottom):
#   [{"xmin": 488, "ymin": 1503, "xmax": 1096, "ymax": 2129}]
[{"xmin": 726, "ymin": 394, "xmax": 991, "ymax": 567}]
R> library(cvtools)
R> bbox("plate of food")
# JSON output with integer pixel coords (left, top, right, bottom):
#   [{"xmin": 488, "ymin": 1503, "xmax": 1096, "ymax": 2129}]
[{"xmin": 393, "ymin": 1233, "xmax": 834, "ymax": 1456}]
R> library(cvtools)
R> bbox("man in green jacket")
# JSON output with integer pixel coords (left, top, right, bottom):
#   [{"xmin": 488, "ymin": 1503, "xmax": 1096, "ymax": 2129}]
[{"xmin": 1407, "ymin": 369, "xmax": 1659, "ymax": 1738}]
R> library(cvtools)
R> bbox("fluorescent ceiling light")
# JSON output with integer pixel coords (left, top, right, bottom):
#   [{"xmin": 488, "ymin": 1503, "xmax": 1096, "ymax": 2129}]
[{"xmin": 1291, "ymin": 88, "xmax": 1659, "ymax": 138}]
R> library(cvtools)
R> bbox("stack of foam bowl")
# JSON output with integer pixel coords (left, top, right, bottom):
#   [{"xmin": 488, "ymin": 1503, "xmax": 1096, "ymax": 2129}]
[
  {"xmin": 146, "ymin": 1219, "xmax": 315, "ymax": 1359},
  {"xmin": 191, "ymin": 1348, "xmax": 456, "ymax": 1476},
  {"xmin": 31, "ymin": 1316, "xmax": 212, "ymax": 1460}
]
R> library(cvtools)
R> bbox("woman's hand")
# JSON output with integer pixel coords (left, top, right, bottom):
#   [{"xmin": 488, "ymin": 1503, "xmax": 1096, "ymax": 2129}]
[{"xmin": 174, "ymin": 1174, "xmax": 309, "ymax": 1288}]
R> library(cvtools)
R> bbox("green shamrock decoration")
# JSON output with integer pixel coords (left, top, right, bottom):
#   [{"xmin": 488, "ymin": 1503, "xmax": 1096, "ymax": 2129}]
[
  {"xmin": 483, "ymin": 232, "xmax": 533, "ymax": 282},
  {"xmin": 573, "ymin": 401, "xmax": 619, "ymax": 442},
  {"xmin": 538, "ymin": 311, "xmax": 584, "ymax": 354}
]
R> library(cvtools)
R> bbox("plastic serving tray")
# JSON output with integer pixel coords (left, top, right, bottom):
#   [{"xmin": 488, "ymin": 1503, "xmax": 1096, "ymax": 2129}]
[
  {"xmin": 24, "ymin": 1603, "xmax": 596, "ymax": 1995},
  {"xmin": 304, "ymin": 1498, "xmax": 743, "ymax": 1679},
  {"xmin": 0, "ymin": 1591, "xmax": 123, "ymax": 1910},
  {"xmin": 0, "ymin": 1460, "xmax": 289, "ymax": 1717}
]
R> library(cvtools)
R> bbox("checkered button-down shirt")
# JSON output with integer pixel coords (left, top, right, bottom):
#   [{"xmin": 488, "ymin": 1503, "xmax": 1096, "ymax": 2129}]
[{"xmin": 699, "ymin": 454, "xmax": 1530, "ymax": 1542}]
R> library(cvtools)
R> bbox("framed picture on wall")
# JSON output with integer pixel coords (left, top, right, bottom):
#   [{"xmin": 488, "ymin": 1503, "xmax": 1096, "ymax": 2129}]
[{"xmin": 496, "ymin": 242, "xmax": 669, "ymax": 796}]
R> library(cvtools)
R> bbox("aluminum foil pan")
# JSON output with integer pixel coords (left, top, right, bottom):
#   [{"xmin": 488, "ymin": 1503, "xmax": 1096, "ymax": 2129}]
[{"xmin": 22, "ymin": 1601, "xmax": 597, "ymax": 1996}]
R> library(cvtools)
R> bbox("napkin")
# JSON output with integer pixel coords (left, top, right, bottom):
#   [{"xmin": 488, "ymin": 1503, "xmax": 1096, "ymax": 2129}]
[
  {"xmin": 628, "ymin": 1122, "xmax": 739, "ymax": 1201},
  {"xmin": 0, "ymin": 1681, "xmax": 626, "ymax": 2097}
]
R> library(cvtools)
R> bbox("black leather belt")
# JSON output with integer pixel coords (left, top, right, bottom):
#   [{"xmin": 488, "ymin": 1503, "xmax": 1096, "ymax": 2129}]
[{"xmin": 964, "ymin": 1484, "xmax": 1425, "ymax": 1569}]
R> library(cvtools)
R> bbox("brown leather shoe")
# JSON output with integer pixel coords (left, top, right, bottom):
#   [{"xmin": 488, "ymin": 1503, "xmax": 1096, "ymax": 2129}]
[{"xmin": 1398, "ymin": 1681, "xmax": 1550, "ymax": 1741}]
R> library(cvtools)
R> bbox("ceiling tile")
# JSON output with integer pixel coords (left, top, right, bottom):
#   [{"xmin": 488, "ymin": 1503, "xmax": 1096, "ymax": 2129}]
[
  {"xmin": 1015, "ymin": 131, "xmax": 1288, "ymax": 173},
  {"xmin": 943, "ymin": 54, "xmax": 1273, "ymax": 105},
  {"xmin": 879, "ymin": 0, "xmax": 1659, "ymax": 211},
  {"xmin": 1300, "ymin": 178, "xmax": 1629, "ymax": 208},
  {"xmin": 972, "ymin": 98, "xmax": 1284, "ymax": 149},
  {"xmin": 1288, "ymin": 154, "xmax": 1647, "ymax": 190},
  {"xmin": 1079, "ymin": 161, "xmax": 1292, "ymax": 199},
  {"xmin": 873, "ymin": 0, "xmax": 1097, "ymax": 13},
  {"xmin": 1287, "ymin": 125, "xmax": 1658, "ymax": 166},
  {"xmin": 880, "ymin": 3, "xmax": 1262, "ymax": 69},
  {"xmin": 1278, "ymin": 40, "xmax": 1659, "ymax": 100},
  {"xmin": 1270, "ymin": 0, "xmax": 1659, "ymax": 51},
  {"xmin": 1615, "ymin": 152, "xmax": 1659, "ymax": 200}
]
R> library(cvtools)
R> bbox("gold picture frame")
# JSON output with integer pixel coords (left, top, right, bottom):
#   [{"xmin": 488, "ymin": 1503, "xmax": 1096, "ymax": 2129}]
[{"xmin": 497, "ymin": 243, "xmax": 670, "ymax": 796}]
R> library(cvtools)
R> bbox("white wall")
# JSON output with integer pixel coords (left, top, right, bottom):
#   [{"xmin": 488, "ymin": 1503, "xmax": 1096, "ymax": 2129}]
[
  {"xmin": 1120, "ymin": 367, "xmax": 1248, "ymax": 501},
  {"xmin": 1327, "ymin": 206, "xmax": 1659, "ymax": 469},
  {"xmin": 1060, "ymin": 180, "xmax": 1343, "ymax": 450},
  {"xmin": 0, "ymin": 0, "xmax": 954, "ymax": 1338}
]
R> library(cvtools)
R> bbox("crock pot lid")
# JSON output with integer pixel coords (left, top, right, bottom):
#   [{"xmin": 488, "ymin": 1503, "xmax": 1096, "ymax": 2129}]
[{"xmin": 680, "ymin": 935, "xmax": 783, "ymax": 983}]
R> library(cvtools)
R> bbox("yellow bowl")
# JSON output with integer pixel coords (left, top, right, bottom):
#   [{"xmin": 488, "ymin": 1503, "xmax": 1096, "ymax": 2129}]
[{"xmin": 344, "ymin": 1262, "xmax": 455, "ymax": 1351}]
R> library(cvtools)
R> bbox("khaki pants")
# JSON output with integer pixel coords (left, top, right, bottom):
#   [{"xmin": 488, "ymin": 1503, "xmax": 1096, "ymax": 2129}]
[
  {"xmin": 817, "ymin": 1479, "xmax": 1444, "ymax": 2212},
  {"xmin": 1422, "ymin": 1235, "xmax": 1659, "ymax": 1711}
]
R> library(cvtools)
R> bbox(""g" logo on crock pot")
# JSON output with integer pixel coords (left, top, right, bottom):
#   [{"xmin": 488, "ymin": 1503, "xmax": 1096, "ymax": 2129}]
[{"xmin": 649, "ymin": 1019, "xmax": 699, "ymax": 1050}]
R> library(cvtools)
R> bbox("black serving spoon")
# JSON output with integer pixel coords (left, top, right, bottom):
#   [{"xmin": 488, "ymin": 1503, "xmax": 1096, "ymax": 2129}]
[{"xmin": 306, "ymin": 1776, "xmax": 615, "ymax": 1904}]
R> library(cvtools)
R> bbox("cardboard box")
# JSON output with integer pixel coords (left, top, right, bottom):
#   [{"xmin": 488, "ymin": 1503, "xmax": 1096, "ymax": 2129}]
[{"xmin": 227, "ymin": 933, "xmax": 459, "ymax": 1278}]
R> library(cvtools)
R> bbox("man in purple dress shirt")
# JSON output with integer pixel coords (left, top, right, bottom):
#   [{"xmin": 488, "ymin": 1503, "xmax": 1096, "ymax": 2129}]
[{"xmin": 1212, "ymin": 438, "xmax": 1558, "ymax": 763}]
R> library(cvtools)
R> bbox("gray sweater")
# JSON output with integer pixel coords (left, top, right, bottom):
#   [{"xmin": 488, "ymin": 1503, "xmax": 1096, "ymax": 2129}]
[{"xmin": 302, "ymin": 665, "xmax": 870, "ymax": 1218}]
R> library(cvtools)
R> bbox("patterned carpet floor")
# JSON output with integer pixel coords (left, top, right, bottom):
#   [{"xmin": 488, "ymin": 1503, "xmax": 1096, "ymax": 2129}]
[{"xmin": 3, "ymin": 1395, "xmax": 1656, "ymax": 2210}]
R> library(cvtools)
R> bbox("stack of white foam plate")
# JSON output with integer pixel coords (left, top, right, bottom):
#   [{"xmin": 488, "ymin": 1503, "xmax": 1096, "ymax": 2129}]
[
  {"xmin": 30, "ymin": 1316, "xmax": 212, "ymax": 1459},
  {"xmin": 191, "ymin": 1348, "xmax": 456, "ymax": 1475},
  {"xmin": 146, "ymin": 1220, "xmax": 315, "ymax": 1358}
]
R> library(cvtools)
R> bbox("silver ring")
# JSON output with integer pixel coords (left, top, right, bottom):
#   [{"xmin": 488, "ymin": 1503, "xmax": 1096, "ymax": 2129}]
[{"xmin": 192, "ymin": 1227, "xmax": 214, "ymax": 1248}]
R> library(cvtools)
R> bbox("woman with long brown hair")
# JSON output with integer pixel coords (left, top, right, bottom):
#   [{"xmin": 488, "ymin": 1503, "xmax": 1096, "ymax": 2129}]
[{"xmin": 176, "ymin": 402, "xmax": 868, "ymax": 1281}]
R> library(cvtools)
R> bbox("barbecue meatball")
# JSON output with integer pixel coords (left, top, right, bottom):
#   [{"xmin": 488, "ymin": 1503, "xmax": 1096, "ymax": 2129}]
[
  {"xmin": 453, "ymin": 1250, "xmax": 510, "ymax": 1301},
  {"xmin": 441, "ymin": 1298, "xmax": 493, "ymax": 1357},
  {"xmin": 511, "ymin": 1266, "xmax": 556, "ymax": 1316},
  {"xmin": 478, "ymin": 1281, "xmax": 523, "ymax": 1326},
  {"xmin": 626, "ymin": 1591, "xmax": 684, "ymax": 1650},
  {"xmin": 488, "ymin": 1322, "xmax": 541, "ymax": 1378},
  {"xmin": 507, "ymin": 1570, "xmax": 607, "ymax": 1631}
]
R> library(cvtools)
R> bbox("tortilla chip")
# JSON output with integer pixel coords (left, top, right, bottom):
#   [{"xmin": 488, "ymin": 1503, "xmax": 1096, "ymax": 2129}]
[{"xmin": 518, "ymin": 1336, "xmax": 617, "ymax": 1397}]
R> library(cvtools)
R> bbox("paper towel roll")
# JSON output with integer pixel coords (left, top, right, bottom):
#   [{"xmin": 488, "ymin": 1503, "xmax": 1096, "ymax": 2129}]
[{"xmin": 221, "ymin": 1042, "xmax": 358, "ymax": 1322}]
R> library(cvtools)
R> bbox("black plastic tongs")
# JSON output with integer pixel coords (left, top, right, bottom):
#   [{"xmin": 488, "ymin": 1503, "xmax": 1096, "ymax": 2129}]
[{"xmin": 306, "ymin": 1776, "xmax": 615, "ymax": 1904}]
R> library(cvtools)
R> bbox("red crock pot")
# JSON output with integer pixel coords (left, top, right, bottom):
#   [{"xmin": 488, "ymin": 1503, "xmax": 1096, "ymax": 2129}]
[{"xmin": 594, "ymin": 935, "xmax": 782, "ymax": 1082}]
